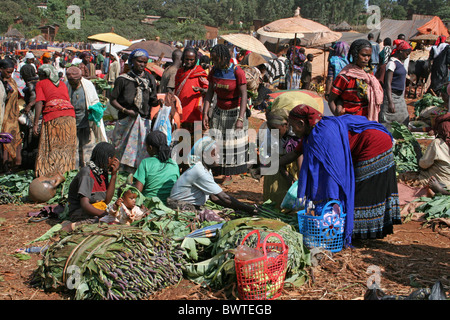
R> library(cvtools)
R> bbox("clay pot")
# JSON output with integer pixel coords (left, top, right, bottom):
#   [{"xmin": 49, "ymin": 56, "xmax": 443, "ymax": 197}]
[{"xmin": 28, "ymin": 173, "xmax": 66, "ymax": 203}]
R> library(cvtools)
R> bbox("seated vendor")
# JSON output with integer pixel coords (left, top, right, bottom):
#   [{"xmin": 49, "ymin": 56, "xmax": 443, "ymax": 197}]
[
  {"xmin": 418, "ymin": 113, "xmax": 450, "ymax": 196},
  {"xmin": 133, "ymin": 131, "xmax": 180, "ymax": 204},
  {"xmin": 167, "ymin": 136, "xmax": 257, "ymax": 214},
  {"xmin": 63, "ymin": 142, "xmax": 119, "ymax": 231}
]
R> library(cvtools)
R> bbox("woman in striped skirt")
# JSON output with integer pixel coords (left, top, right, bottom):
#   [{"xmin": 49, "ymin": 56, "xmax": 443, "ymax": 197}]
[
  {"xmin": 283, "ymin": 105, "xmax": 401, "ymax": 247},
  {"xmin": 202, "ymin": 44, "xmax": 249, "ymax": 185}
]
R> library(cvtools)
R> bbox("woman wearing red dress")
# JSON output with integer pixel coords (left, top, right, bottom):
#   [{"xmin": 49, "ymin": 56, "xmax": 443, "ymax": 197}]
[{"xmin": 175, "ymin": 47, "xmax": 209, "ymax": 132}]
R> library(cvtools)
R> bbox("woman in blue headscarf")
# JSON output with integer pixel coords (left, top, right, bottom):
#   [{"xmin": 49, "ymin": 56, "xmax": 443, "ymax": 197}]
[
  {"xmin": 110, "ymin": 49, "xmax": 161, "ymax": 172},
  {"xmin": 325, "ymin": 41, "xmax": 350, "ymax": 99}
]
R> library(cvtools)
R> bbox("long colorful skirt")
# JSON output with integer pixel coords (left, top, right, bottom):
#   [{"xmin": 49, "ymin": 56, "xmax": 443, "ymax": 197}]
[
  {"xmin": 352, "ymin": 148, "xmax": 402, "ymax": 239},
  {"xmin": 209, "ymin": 107, "xmax": 248, "ymax": 176},
  {"xmin": 35, "ymin": 116, "xmax": 77, "ymax": 177}
]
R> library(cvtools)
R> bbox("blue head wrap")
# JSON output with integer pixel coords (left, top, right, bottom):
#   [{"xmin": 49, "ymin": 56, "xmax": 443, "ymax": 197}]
[{"xmin": 128, "ymin": 48, "xmax": 150, "ymax": 66}]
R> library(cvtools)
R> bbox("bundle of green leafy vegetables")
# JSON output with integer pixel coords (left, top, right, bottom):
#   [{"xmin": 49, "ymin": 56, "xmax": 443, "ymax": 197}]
[
  {"xmin": 413, "ymin": 94, "xmax": 444, "ymax": 118},
  {"xmin": 414, "ymin": 195, "xmax": 450, "ymax": 220},
  {"xmin": 32, "ymin": 223, "xmax": 186, "ymax": 300},
  {"xmin": 29, "ymin": 189, "xmax": 312, "ymax": 299},
  {"xmin": 0, "ymin": 169, "xmax": 132, "ymax": 205},
  {"xmin": 390, "ymin": 122, "xmax": 421, "ymax": 173},
  {"xmin": 0, "ymin": 170, "xmax": 35, "ymax": 204}
]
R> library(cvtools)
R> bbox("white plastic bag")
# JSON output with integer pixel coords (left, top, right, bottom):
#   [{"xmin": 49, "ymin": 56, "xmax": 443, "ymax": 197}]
[{"xmin": 152, "ymin": 105, "xmax": 172, "ymax": 146}]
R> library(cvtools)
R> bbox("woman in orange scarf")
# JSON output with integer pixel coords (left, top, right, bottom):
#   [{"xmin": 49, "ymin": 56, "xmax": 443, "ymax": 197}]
[
  {"xmin": 328, "ymin": 39, "xmax": 384, "ymax": 122},
  {"xmin": 175, "ymin": 47, "xmax": 209, "ymax": 132}
]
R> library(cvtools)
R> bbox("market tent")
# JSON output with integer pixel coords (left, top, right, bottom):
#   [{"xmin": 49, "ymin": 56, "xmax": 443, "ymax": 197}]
[
  {"xmin": 221, "ymin": 33, "xmax": 273, "ymax": 58},
  {"xmin": 416, "ymin": 16, "xmax": 449, "ymax": 38},
  {"xmin": 87, "ymin": 32, "xmax": 132, "ymax": 47},
  {"xmin": 369, "ymin": 17, "xmax": 432, "ymax": 41},
  {"xmin": 126, "ymin": 40, "xmax": 174, "ymax": 60},
  {"xmin": 257, "ymin": 8, "xmax": 341, "ymax": 47}
]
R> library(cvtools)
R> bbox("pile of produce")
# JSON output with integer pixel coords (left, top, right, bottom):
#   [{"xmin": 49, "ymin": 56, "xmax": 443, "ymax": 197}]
[
  {"xmin": 0, "ymin": 185, "xmax": 19, "ymax": 204},
  {"xmin": 0, "ymin": 169, "xmax": 132, "ymax": 205},
  {"xmin": 413, "ymin": 94, "xmax": 444, "ymax": 118},
  {"xmin": 415, "ymin": 195, "xmax": 450, "ymax": 220},
  {"xmin": 390, "ymin": 122, "xmax": 421, "ymax": 173},
  {"xmin": 184, "ymin": 217, "xmax": 311, "ymax": 290},
  {"xmin": 29, "ymin": 192, "xmax": 311, "ymax": 300},
  {"xmin": 0, "ymin": 170, "xmax": 35, "ymax": 204},
  {"xmin": 32, "ymin": 223, "xmax": 186, "ymax": 300}
]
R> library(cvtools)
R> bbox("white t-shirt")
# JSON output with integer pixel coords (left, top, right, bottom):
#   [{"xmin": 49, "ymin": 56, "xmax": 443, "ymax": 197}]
[{"xmin": 169, "ymin": 162, "xmax": 223, "ymax": 206}]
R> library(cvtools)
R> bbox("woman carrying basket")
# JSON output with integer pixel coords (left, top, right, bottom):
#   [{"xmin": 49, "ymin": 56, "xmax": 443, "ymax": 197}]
[{"xmin": 281, "ymin": 105, "xmax": 401, "ymax": 246}]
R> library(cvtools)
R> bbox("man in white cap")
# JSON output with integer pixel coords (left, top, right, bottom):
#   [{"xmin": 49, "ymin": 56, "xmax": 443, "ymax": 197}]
[{"xmin": 19, "ymin": 52, "xmax": 37, "ymax": 84}]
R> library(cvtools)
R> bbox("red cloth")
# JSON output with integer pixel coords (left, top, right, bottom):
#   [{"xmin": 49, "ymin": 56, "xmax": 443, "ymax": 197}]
[
  {"xmin": 35, "ymin": 79, "xmax": 75, "ymax": 122},
  {"xmin": 332, "ymin": 64, "xmax": 384, "ymax": 121},
  {"xmin": 294, "ymin": 128, "xmax": 392, "ymax": 162},
  {"xmin": 90, "ymin": 170, "xmax": 107, "ymax": 193},
  {"xmin": 288, "ymin": 104, "xmax": 323, "ymax": 127},
  {"xmin": 175, "ymin": 65, "xmax": 209, "ymax": 123},
  {"xmin": 434, "ymin": 113, "xmax": 450, "ymax": 152},
  {"xmin": 348, "ymin": 129, "xmax": 392, "ymax": 162},
  {"xmin": 331, "ymin": 74, "xmax": 369, "ymax": 117},
  {"xmin": 392, "ymin": 39, "xmax": 412, "ymax": 55},
  {"xmin": 208, "ymin": 64, "xmax": 247, "ymax": 110}
]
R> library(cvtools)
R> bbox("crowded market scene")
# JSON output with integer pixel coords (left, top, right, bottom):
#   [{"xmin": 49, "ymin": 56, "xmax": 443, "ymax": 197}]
[{"xmin": 0, "ymin": 1, "xmax": 449, "ymax": 303}]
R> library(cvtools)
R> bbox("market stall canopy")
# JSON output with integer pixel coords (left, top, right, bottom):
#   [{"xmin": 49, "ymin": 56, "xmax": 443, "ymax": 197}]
[
  {"xmin": 257, "ymin": 8, "xmax": 341, "ymax": 47},
  {"xmin": 64, "ymin": 46, "xmax": 82, "ymax": 52},
  {"xmin": 126, "ymin": 40, "xmax": 174, "ymax": 60},
  {"xmin": 368, "ymin": 17, "xmax": 432, "ymax": 42},
  {"xmin": 416, "ymin": 16, "xmax": 449, "ymax": 38},
  {"xmin": 87, "ymin": 32, "xmax": 132, "ymax": 46},
  {"xmin": 221, "ymin": 33, "xmax": 273, "ymax": 58},
  {"xmin": 410, "ymin": 34, "xmax": 440, "ymax": 42}
]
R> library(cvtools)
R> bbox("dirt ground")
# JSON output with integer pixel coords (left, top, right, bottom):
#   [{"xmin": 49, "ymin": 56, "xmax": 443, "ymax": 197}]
[{"xmin": 0, "ymin": 95, "xmax": 449, "ymax": 301}]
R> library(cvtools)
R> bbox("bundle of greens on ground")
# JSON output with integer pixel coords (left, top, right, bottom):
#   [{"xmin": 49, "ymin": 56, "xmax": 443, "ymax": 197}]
[
  {"xmin": 390, "ymin": 121, "xmax": 421, "ymax": 173},
  {"xmin": 413, "ymin": 94, "xmax": 444, "ymax": 118},
  {"xmin": 0, "ymin": 170, "xmax": 35, "ymax": 204},
  {"xmin": 184, "ymin": 217, "xmax": 311, "ymax": 290},
  {"xmin": 414, "ymin": 195, "xmax": 450, "ymax": 220},
  {"xmin": 32, "ymin": 223, "xmax": 186, "ymax": 300}
]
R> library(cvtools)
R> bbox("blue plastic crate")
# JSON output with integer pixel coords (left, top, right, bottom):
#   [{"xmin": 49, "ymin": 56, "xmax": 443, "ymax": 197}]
[{"xmin": 297, "ymin": 200, "xmax": 346, "ymax": 253}]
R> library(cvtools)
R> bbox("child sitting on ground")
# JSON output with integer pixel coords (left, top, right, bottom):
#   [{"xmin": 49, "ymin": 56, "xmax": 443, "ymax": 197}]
[{"xmin": 100, "ymin": 184, "xmax": 146, "ymax": 225}]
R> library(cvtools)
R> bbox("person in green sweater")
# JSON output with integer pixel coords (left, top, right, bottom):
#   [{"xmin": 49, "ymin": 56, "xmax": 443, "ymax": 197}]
[{"xmin": 133, "ymin": 130, "xmax": 179, "ymax": 204}]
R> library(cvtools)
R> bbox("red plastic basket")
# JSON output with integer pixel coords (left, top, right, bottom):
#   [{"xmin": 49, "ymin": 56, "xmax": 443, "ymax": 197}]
[{"xmin": 234, "ymin": 230, "xmax": 289, "ymax": 300}]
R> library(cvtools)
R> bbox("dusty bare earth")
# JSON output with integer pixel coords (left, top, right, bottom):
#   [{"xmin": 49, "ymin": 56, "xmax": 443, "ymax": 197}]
[{"xmin": 0, "ymin": 96, "xmax": 449, "ymax": 303}]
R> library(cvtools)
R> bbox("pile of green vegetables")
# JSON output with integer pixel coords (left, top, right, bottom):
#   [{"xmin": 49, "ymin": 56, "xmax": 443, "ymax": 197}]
[
  {"xmin": 32, "ymin": 223, "xmax": 186, "ymax": 300},
  {"xmin": 413, "ymin": 94, "xmax": 444, "ymax": 118},
  {"xmin": 0, "ymin": 170, "xmax": 132, "ymax": 205},
  {"xmin": 0, "ymin": 170, "xmax": 35, "ymax": 204},
  {"xmin": 414, "ymin": 195, "xmax": 450, "ymax": 220},
  {"xmin": 390, "ymin": 122, "xmax": 421, "ymax": 173},
  {"xmin": 31, "ymin": 195, "xmax": 311, "ymax": 299}
]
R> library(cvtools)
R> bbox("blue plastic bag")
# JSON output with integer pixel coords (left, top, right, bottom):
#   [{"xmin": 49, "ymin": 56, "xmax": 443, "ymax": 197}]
[{"xmin": 281, "ymin": 180, "xmax": 302, "ymax": 210}]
